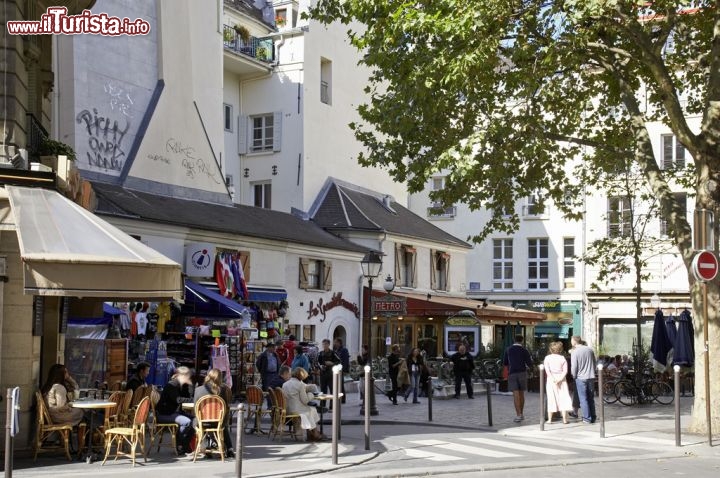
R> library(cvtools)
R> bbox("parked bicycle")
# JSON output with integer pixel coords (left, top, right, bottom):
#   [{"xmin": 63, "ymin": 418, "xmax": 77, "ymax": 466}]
[{"xmin": 613, "ymin": 375, "xmax": 674, "ymax": 405}]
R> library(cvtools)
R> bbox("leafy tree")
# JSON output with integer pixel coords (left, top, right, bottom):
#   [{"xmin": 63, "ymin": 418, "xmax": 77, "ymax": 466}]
[{"xmin": 308, "ymin": 0, "xmax": 720, "ymax": 432}]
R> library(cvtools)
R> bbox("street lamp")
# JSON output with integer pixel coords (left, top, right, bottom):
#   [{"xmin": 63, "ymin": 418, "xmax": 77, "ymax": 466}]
[
  {"xmin": 383, "ymin": 275, "xmax": 395, "ymax": 357},
  {"xmin": 361, "ymin": 251, "xmax": 383, "ymax": 416}
]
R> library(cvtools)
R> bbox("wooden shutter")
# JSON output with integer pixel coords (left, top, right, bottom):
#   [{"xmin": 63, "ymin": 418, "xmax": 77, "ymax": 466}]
[
  {"xmin": 395, "ymin": 243, "xmax": 402, "ymax": 285},
  {"xmin": 411, "ymin": 250, "xmax": 417, "ymax": 288},
  {"xmin": 322, "ymin": 261, "xmax": 333, "ymax": 291},
  {"xmin": 299, "ymin": 258, "xmax": 309, "ymax": 289},
  {"xmin": 443, "ymin": 253, "xmax": 451, "ymax": 291},
  {"xmin": 239, "ymin": 251, "xmax": 251, "ymax": 283},
  {"xmin": 273, "ymin": 111, "xmax": 282, "ymax": 152},
  {"xmin": 429, "ymin": 249, "xmax": 437, "ymax": 290},
  {"xmin": 238, "ymin": 115, "xmax": 248, "ymax": 154}
]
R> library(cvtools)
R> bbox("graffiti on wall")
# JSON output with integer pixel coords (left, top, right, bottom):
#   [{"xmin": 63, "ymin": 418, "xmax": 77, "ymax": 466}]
[
  {"xmin": 76, "ymin": 108, "xmax": 130, "ymax": 172},
  {"xmin": 165, "ymin": 138, "xmax": 221, "ymax": 184},
  {"xmin": 104, "ymin": 81, "xmax": 134, "ymax": 118}
]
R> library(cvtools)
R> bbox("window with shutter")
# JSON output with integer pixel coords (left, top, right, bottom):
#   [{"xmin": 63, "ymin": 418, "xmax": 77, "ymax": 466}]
[
  {"xmin": 430, "ymin": 249, "xmax": 437, "ymax": 290},
  {"xmin": 662, "ymin": 134, "xmax": 686, "ymax": 169},
  {"xmin": 299, "ymin": 258, "xmax": 309, "ymax": 289},
  {"xmin": 607, "ymin": 196, "xmax": 631, "ymax": 238},
  {"xmin": 322, "ymin": 261, "xmax": 333, "ymax": 291},
  {"xmin": 239, "ymin": 251, "xmax": 251, "ymax": 283}
]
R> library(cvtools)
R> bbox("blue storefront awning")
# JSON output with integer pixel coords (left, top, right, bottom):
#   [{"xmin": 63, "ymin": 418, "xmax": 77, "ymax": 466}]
[
  {"xmin": 248, "ymin": 286, "xmax": 287, "ymax": 302},
  {"xmin": 534, "ymin": 323, "xmax": 571, "ymax": 338},
  {"xmin": 103, "ymin": 303, "xmax": 124, "ymax": 317},
  {"xmin": 183, "ymin": 279, "xmax": 249, "ymax": 318}
]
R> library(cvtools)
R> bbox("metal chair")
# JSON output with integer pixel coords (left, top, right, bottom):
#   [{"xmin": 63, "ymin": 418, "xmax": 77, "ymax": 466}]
[
  {"xmin": 269, "ymin": 388, "xmax": 302, "ymax": 442},
  {"xmin": 245, "ymin": 385, "xmax": 271, "ymax": 434},
  {"xmin": 193, "ymin": 395, "xmax": 226, "ymax": 462},
  {"xmin": 101, "ymin": 396, "xmax": 150, "ymax": 467},
  {"xmin": 32, "ymin": 391, "xmax": 74, "ymax": 461}
]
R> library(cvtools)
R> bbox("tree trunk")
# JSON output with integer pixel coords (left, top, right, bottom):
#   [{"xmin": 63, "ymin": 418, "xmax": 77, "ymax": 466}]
[{"xmin": 688, "ymin": 277, "xmax": 720, "ymax": 435}]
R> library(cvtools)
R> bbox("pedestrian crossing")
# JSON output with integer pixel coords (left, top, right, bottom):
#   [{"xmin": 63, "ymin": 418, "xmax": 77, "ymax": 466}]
[{"xmin": 401, "ymin": 432, "xmax": 675, "ymax": 463}]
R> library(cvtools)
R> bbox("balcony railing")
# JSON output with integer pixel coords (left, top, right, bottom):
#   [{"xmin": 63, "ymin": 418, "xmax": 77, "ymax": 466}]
[
  {"xmin": 26, "ymin": 113, "xmax": 48, "ymax": 159},
  {"xmin": 223, "ymin": 25, "xmax": 274, "ymax": 64},
  {"xmin": 427, "ymin": 204, "xmax": 457, "ymax": 219}
]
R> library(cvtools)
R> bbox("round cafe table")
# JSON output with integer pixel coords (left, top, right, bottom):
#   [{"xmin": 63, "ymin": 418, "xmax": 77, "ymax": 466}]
[{"xmin": 70, "ymin": 399, "xmax": 116, "ymax": 463}]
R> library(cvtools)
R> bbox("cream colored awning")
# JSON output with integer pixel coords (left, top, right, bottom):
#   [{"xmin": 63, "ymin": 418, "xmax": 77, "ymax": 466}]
[{"xmin": 6, "ymin": 185, "xmax": 183, "ymax": 299}]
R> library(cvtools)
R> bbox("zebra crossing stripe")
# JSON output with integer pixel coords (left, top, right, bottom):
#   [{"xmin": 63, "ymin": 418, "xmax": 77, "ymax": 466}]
[
  {"xmin": 460, "ymin": 437, "xmax": 577, "ymax": 455},
  {"xmin": 404, "ymin": 447, "xmax": 464, "ymax": 462},
  {"xmin": 411, "ymin": 439, "xmax": 521, "ymax": 458},
  {"xmin": 505, "ymin": 435, "xmax": 628, "ymax": 453}
]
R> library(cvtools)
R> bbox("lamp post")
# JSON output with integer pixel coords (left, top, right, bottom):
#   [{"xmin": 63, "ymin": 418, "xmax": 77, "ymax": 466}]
[
  {"xmin": 361, "ymin": 251, "xmax": 383, "ymax": 416},
  {"xmin": 383, "ymin": 275, "xmax": 396, "ymax": 358}
]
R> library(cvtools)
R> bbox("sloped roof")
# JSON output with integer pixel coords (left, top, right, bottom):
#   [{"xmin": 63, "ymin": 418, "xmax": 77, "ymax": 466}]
[
  {"xmin": 92, "ymin": 182, "xmax": 368, "ymax": 254},
  {"xmin": 312, "ymin": 179, "xmax": 471, "ymax": 249}
]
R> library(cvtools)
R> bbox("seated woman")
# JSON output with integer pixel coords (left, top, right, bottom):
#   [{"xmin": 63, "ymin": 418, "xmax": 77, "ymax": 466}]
[
  {"xmin": 41, "ymin": 364, "xmax": 84, "ymax": 426},
  {"xmin": 282, "ymin": 367, "xmax": 325, "ymax": 441},
  {"xmin": 193, "ymin": 368, "xmax": 234, "ymax": 458},
  {"xmin": 156, "ymin": 366, "xmax": 195, "ymax": 454}
]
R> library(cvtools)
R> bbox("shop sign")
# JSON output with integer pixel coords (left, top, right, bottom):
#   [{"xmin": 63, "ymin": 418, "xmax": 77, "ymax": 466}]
[
  {"xmin": 513, "ymin": 300, "xmax": 562, "ymax": 312},
  {"xmin": 185, "ymin": 242, "xmax": 216, "ymax": 277},
  {"xmin": 446, "ymin": 316, "xmax": 479, "ymax": 326},
  {"xmin": 372, "ymin": 296, "xmax": 406, "ymax": 315},
  {"xmin": 33, "ymin": 296, "xmax": 44, "ymax": 336}
]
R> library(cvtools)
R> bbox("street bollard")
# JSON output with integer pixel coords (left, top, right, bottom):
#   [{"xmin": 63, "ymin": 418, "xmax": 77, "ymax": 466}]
[
  {"xmin": 332, "ymin": 364, "xmax": 341, "ymax": 465},
  {"xmin": 597, "ymin": 364, "xmax": 605, "ymax": 438},
  {"xmin": 539, "ymin": 365, "xmax": 545, "ymax": 431},
  {"xmin": 428, "ymin": 379, "xmax": 433, "ymax": 422},
  {"xmin": 486, "ymin": 381, "xmax": 493, "ymax": 427},
  {"xmin": 364, "ymin": 365, "xmax": 370, "ymax": 451},
  {"xmin": 236, "ymin": 403, "xmax": 244, "ymax": 478},
  {"xmin": 674, "ymin": 365, "xmax": 681, "ymax": 447},
  {"xmin": 5, "ymin": 388, "xmax": 13, "ymax": 478}
]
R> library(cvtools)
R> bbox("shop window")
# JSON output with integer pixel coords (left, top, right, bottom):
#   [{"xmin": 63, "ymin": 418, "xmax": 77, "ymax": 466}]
[
  {"xmin": 431, "ymin": 250, "xmax": 450, "ymax": 291},
  {"xmin": 528, "ymin": 238, "xmax": 549, "ymax": 290},
  {"xmin": 321, "ymin": 57, "xmax": 332, "ymax": 105},
  {"xmin": 302, "ymin": 324, "xmax": 315, "ymax": 342},
  {"xmin": 394, "ymin": 244, "xmax": 417, "ymax": 288},
  {"xmin": 492, "ymin": 238, "xmax": 513, "ymax": 290},
  {"xmin": 299, "ymin": 258, "xmax": 332, "ymax": 291}
]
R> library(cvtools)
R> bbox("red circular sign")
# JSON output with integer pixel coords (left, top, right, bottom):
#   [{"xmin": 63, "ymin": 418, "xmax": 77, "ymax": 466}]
[{"xmin": 691, "ymin": 250, "xmax": 718, "ymax": 281}]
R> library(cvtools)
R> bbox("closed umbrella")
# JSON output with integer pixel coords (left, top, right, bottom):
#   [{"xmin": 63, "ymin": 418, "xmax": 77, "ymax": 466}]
[
  {"xmin": 650, "ymin": 309, "xmax": 672, "ymax": 367},
  {"xmin": 673, "ymin": 309, "xmax": 695, "ymax": 367},
  {"xmin": 665, "ymin": 315, "xmax": 677, "ymax": 347}
]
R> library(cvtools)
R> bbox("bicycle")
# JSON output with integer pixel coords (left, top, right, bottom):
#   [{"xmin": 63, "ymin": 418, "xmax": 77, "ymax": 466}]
[{"xmin": 613, "ymin": 376, "xmax": 673, "ymax": 405}]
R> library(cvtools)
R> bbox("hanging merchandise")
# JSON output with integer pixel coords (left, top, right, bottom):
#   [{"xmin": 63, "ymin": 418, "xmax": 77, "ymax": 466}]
[
  {"xmin": 257, "ymin": 306, "xmax": 267, "ymax": 339},
  {"xmin": 211, "ymin": 344, "xmax": 233, "ymax": 388},
  {"xmin": 230, "ymin": 253, "xmax": 249, "ymax": 300},
  {"xmin": 215, "ymin": 252, "xmax": 236, "ymax": 298}
]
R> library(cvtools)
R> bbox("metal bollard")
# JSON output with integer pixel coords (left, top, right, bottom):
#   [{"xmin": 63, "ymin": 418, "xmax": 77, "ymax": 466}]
[
  {"xmin": 337, "ymin": 370, "xmax": 342, "ymax": 441},
  {"xmin": 332, "ymin": 364, "xmax": 341, "ymax": 465},
  {"xmin": 5, "ymin": 388, "xmax": 13, "ymax": 478},
  {"xmin": 236, "ymin": 403, "xmax": 244, "ymax": 477},
  {"xmin": 428, "ymin": 378, "xmax": 433, "ymax": 422},
  {"xmin": 597, "ymin": 364, "xmax": 605, "ymax": 438},
  {"xmin": 486, "ymin": 381, "xmax": 493, "ymax": 427},
  {"xmin": 539, "ymin": 365, "xmax": 545, "ymax": 431},
  {"xmin": 364, "ymin": 365, "xmax": 370, "ymax": 451},
  {"xmin": 674, "ymin": 365, "xmax": 681, "ymax": 447}
]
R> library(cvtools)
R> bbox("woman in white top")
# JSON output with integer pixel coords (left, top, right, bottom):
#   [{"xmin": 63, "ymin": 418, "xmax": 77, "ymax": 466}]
[
  {"xmin": 282, "ymin": 368, "xmax": 325, "ymax": 441},
  {"xmin": 543, "ymin": 341, "xmax": 573, "ymax": 424},
  {"xmin": 40, "ymin": 364, "xmax": 84, "ymax": 426}
]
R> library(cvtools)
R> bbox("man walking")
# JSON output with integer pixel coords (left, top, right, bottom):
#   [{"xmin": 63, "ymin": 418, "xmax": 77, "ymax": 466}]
[
  {"xmin": 571, "ymin": 335, "xmax": 597, "ymax": 424},
  {"xmin": 450, "ymin": 344, "xmax": 475, "ymax": 399},
  {"xmin": 333, "ymin": 338, "xmax": 350, "ymax": 403},
  {"xmin": 503, "ymin": 334, "xmax": 533, "ymax": 422}
]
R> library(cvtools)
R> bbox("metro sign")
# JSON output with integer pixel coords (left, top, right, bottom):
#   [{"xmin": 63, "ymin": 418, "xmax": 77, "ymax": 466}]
[
  {"xmin": 691, "ymin": 250, "xmax": 719, "ymax": 282},
  {"xmin": 372, "ymin": 296, "xmax": 407, "ymax": 315}
]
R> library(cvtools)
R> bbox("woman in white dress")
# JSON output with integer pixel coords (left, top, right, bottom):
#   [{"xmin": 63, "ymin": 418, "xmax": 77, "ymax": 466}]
[
  {"xmin": 282, "ymin": 367, "xmax": 325, "ymax": 441},
  {"xmin": 543, "ymin": 341, "xmax": 573, "ymax": 424}
]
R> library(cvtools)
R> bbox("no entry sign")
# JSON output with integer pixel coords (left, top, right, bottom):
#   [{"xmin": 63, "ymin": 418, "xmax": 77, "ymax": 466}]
[{"xmin": 691, "ymin": 250, "xmax": 719, "ymax": 282}]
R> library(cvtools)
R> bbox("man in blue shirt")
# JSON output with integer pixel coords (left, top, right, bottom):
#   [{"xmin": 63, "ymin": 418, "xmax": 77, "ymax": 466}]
[{"xmin": 503, "ymin": 335, "xmax": 533, "ymax": 422}]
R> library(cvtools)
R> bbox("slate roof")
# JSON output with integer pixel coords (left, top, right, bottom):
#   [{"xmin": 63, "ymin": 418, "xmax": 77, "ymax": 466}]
[
  {"xmin": 311, "ymin": 179, "xmax": 471, "ymax": 249},
  {"xmin": 92, "ymin": 182, "xmax": 369, "ymax": 254},
  {"xmin": 224, "ymin": 0, "xmax": 268, "ymax": 26}
]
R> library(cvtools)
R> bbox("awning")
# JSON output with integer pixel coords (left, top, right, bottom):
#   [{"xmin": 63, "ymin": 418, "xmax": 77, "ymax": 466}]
[
  {"xmin": 183, "ymin": 279, "xmax": 249, "ymax": 318},
  {"xmin": 248, "ymin": 286, "xmax": 287, "ymax": 302},
  {"xmin": 534, "ymin": 323, "xmax": 571, "ymax": 338},
  {"xmin": 103, "ymin": 303, "xmax": 124, "ymax": 317},
  {"xmin": 5, "ymin": 186, "xmax": 183, "ymax": 299}
]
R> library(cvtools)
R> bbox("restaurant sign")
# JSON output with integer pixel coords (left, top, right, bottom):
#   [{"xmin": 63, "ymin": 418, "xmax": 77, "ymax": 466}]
[
  {"xmin": 372, "ymin": 295, "xmax": 406, "ymax": 315},
  {"xmin": 446, "ymin": 316, "xmax": 479, "ymax": 326}
]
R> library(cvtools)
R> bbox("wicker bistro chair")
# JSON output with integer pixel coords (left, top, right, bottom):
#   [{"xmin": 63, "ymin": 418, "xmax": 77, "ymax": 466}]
[
  {"xmin": 101, "ymin": 396, "xmax": 150, "ymax": 467},
  {"xmin": 193, "ymin": 395, "xmax": 226, "ymax": 463},
  {"xmin": 103, "ymin": 391, "xmax": 125, "ymax": 430},
  {"xmin": 269, "ymin": 388, "xmax": 302, "ymax": 442},
  {"xmin": 32, "ymin": 391, "xmax": 74, "ymax": 461},
  {"xmin": 245, "ymin": 385, "xmax": 272, "ymax": 434},
  {"xmin": 149, "ymin": 396, "xmax": 178, "ymax": 455},
  {"xmin": 117, "ymin": 388, "xmax": 134, "ymax": 426}
]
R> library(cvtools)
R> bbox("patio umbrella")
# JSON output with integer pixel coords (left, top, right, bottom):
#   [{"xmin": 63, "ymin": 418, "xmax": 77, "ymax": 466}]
[
  {"xmin": 650, "ymin": 309, "xmax": 672, "ymax": 367},
  {"xmin": 673, "ymin": 309, "xmax": 695, "ymax": 367},
  {"xmin": 665, "ymin": 315, "xmax": 677, "ymax": 347}
]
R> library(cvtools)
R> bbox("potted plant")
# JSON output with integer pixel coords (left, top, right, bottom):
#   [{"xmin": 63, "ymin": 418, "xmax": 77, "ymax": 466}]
[
  {"xmin": 256, "ymin": 46, "xmax": 269, "ymax": 61},
  {"xmin": 233, "ymin": 24, "xmax": 250, "ymax": 43},
  {"xmin": 39, "ymin": 138, "xmax": 76, "ymax": 161},
  {"xmin": 223, "ymin": 28, "xmax": 235, "ymax": 43},
  {"xmin": 275, "ymin": 15, "xmax": 286, "ymax": 28}
]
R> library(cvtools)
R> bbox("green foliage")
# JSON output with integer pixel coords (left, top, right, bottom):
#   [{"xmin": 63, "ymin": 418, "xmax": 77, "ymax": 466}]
[
  {"xmin": 39, "ymin": 138, "xmax": 76, "ymax": 161},
  {"xmin": 307, "ymin": 1, "xmax": 716, "ymax": 251}
]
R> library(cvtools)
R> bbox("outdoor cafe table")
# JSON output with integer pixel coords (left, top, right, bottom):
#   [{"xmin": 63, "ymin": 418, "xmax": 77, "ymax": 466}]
[
  {"xmin": 314, "ymin": 393, "xmax": 342, "ymax": 435},
  {"xmin": 70, "ymin": 399, "xmax": 116, "ymax": 463}
]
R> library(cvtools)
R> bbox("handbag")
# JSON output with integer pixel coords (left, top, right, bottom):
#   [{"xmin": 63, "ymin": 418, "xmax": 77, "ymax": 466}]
[{"xmin": 502, "ymin": 365, "xmax": 509, "ymax": 380}]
